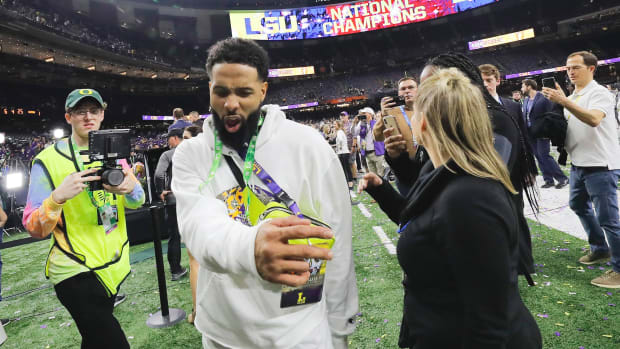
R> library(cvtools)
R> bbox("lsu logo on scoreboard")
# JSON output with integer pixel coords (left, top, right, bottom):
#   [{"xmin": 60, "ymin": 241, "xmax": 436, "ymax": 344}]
[{"xmin": 230, "ymin": 12, "xmax": 298, "ymax": 40}]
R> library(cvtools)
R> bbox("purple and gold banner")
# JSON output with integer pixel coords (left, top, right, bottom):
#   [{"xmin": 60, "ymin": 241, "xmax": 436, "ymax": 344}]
[{"xmin": 230, "ymin": 0, "xmax": 499, "ymax": 41}]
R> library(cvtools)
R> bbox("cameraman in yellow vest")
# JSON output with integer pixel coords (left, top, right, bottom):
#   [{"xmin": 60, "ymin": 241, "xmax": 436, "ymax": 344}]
[{"xmin": 23, "ymin": 89, "xmax": 145, "ymax": 349}]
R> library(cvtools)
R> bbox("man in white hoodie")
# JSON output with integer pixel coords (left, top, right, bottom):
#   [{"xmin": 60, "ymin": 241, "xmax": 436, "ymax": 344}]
[{"xmin": 172, "ymin": 38, "xmax": 358, "ymax": 348}]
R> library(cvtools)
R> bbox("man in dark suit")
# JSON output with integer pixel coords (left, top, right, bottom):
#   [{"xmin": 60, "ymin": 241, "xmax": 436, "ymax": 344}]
[
  {"xmin": 521, "ymin": 79, "xmax": 568, "ymax": 188},
  {"xmin": 479, "ymin": 64, "xmax": 529, "ymax": 137}
]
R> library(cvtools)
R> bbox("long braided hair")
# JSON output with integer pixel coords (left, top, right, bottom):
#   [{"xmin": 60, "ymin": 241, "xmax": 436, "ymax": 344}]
[{"xmin": 425, "ymin": 53, "xmax": 539, "ymax": 213}]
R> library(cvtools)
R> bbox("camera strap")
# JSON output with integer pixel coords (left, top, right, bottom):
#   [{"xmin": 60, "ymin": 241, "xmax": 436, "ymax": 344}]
[
  {"xmin": 69, "ymin": 136, "xmax": 100, "ymax": 207},
  {"xmin": 399, "ymin": 106, "xmax": 412, "ymax": 128},
  {"xmin": 69, "ymin": 137, "xmax": 117, "ymax": 231}
]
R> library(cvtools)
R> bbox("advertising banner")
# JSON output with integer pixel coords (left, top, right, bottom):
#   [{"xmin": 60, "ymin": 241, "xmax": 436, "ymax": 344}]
[
  {"xmin": 230, "ymin": 0, "xmax": 499, "ymax": 40},
  {"xmin": 468, "ymin": 28, "xmax": 535, "ymax": 51}
]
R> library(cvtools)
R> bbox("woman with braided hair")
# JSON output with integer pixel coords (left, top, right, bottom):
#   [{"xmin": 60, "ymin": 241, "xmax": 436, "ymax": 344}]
[
  {"xmin": 381, "ymin": 53, "xmax": 540, "ymax": 346},
  {"xmin": 361, "ymin": 68, "xmax": 542, "ymax": 349}
]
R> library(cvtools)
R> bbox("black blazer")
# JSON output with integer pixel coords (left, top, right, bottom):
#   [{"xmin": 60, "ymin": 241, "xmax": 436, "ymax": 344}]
[
  {"xmin": 386, "ymin": 107, "xmax": 535, "ymax": 276},
  {"xmin": 522, "ymin": 92, "xmax": 554, "ymax": 126},
  {"xmin": 368, "ymin": 161, "xmax": 542, "ymax": 349},
  {"xmin": 500, "ymin": 97, "xmax": 523, "ymax": 122}
]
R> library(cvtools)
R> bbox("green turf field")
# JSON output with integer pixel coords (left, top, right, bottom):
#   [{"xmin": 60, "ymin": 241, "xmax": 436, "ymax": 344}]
[{"xmin": 0, "ymin": 190, "xmax": 618, "ymax": 348}]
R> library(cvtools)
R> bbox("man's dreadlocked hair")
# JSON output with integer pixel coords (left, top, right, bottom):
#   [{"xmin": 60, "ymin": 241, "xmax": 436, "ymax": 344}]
[{"xmin": 425, "ymin": 53, "xmax": 539, "ymax": 213}]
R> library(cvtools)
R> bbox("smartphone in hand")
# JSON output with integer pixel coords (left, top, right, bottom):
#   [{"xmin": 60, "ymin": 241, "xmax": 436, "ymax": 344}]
[
  {"xmin": 542, "ymin": 77, "xmax": 557, "ymax": 89},
  {"xmin": 383, "ymin": 115, "xmax": 401, "ymax": 135}
]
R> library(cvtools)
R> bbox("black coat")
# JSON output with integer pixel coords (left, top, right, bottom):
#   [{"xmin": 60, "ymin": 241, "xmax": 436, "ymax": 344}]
[
  {"xmin": 386, "ymin": 108, "xmax": 535, "ymax": 275},
  {"xmin": 368, "ymin": 161, "xmax": 542, "ymax": 349}
]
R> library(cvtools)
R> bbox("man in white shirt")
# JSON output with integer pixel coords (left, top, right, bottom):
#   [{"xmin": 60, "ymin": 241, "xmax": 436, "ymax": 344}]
[
  {"xmin": 543, "ymin": 51, "xmax": 620, "ymax": 288},
  {"xmin": 172, "ymin": 38, "xmax": 358, "ymax": 348},
  {"xmin": 352, "ymin": 107, "xmax": 385, "ymax": 177}
]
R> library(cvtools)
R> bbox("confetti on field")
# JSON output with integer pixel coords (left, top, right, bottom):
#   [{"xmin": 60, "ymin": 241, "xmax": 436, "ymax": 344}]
[
  {"xmin": 602, "ymin": 334, "xmax": 613, "ymax": 338},
  {"xmin": 555, "ymin": 331, "xmax": 561, "ymax": 337},
  {"xmin": 40, "ymin": 325, "xmax": 47, "ymax": 329},
  {"xmin": 537, "ymin": 314, "xmax": 549, "ymax": 318}
]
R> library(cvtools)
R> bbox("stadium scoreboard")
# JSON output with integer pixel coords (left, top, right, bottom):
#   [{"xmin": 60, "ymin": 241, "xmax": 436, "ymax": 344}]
[
  {"xmin": 1, "ymin": 107, "xmax": 40, "ymax": 117},
  {"xmin": 269, "ymin": 66, "xmax": 315, "ymax": 78},
  {"xmin": 230, "ymin": 0, "xmax": 500, "ymax": 40},
  {"xmin": 468, "ymin": 28, "xmax": 535, "ymax": 50}
]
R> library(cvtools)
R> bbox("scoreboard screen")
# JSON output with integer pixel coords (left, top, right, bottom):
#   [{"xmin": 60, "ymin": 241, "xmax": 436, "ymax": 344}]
[
  {"xmin": 1, "ymin": 107, "xmax": 41, "ymax": 117},
  {"xmin": 269, "ymin": 66, "xmax": 315, "ymax": 78},
  {"xmin": 230, "ymin": 0, "xmax": 499, "ymax": 41},
  {"xmin": 468, "ymin": 28, "xmax": 535, "ymax": 51}
]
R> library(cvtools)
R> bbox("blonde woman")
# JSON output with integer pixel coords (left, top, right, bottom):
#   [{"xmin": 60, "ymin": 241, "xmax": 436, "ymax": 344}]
[{"xmin": 359, "ymin": 68, "xmax": 541, "ymax": 348}]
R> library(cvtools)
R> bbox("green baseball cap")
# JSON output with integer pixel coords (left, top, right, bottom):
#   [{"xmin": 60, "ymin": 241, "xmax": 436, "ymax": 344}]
[{"xmin": 65, "ymin": 88, "xmax": 105, "ymax": 111}]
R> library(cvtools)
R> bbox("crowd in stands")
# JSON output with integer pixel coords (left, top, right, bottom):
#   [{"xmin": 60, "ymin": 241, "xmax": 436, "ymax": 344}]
[{"xmin": 0, "ymin": 0, "xmax": 183, "ymax": 66}]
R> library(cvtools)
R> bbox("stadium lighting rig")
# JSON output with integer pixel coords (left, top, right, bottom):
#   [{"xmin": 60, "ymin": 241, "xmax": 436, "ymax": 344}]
[
  {"xmin": 44, "ymin": 56, "xmax": 54, "ymax": 63},
  {"xmin": 6, "ymin": 172, "xmax": 23, "ymax": 190},
  {"xmin": 0, "ymin": 132, "xmax": 5, "ymax": 144},
  {"xmin": 52, "ymin": 128, "xmax": 64, "ymax": 139}
]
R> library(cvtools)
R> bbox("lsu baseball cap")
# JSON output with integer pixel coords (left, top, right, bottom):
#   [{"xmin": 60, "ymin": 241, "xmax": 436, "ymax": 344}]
[{"xmin": 65, "ymin": 89, "xmax": 105, "ymax": 111}]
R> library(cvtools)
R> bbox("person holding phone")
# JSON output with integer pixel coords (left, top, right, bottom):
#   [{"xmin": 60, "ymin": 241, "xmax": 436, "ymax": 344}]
[
  {"xmin": 521, "ymin": 78, "xmax": 569, "ymax": 189},
  {"xmin": 542, "ymin": 51, "xmax": 620, "ymax": 288},
  {"xmin": 375, "ymin": 77, "xmax": 418, "ymax": 143}
]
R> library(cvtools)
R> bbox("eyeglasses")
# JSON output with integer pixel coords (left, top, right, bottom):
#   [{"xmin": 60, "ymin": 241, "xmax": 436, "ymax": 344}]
[{"xmin": 70, "ymin": 108, "xmax": 102, "ymax": 118}]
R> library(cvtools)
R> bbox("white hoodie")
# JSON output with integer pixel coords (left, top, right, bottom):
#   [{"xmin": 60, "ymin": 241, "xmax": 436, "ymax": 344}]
[{"xmin": 172, "ymin": 105, "xmax": 358, "ymax": 348}]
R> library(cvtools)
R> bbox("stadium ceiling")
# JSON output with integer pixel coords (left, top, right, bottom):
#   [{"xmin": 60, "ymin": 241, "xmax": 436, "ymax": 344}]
[{"xmin": 128, "ymin": 0, "xmax": 348, "ymax": 10}]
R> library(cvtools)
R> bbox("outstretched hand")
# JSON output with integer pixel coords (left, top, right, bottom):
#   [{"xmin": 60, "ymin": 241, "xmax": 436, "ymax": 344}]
[
  {"xmin": 255, "ymin": 216, "xmax": 334, "ymax": 287},
  {"xmin": 358, "ymin": 172, "xmax": 383, "ymax": 194}
]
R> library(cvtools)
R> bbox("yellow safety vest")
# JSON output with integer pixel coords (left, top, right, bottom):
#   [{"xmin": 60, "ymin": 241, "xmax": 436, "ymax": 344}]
[{"xmin": 34, "ymin": 139, "xmax": 130, "ymax": 296}]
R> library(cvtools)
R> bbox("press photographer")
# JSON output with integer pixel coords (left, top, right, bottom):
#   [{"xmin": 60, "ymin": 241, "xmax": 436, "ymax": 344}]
[
  {"xmin": 22, "ymin": 88, "xmax": 145, "ymax": 349},
  {"xmin": 373, "ymin": 76, "xmax": 418, "ymax": 143}
]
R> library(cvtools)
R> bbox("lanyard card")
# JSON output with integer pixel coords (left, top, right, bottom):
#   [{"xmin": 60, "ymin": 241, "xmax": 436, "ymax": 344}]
[
  {"xmin": 280, "ymin": 237, "xmax": 334, "ymax": 308},
  {"xmin": 99, "ymin": 203, "xmax": 118, "ymax": 235}
]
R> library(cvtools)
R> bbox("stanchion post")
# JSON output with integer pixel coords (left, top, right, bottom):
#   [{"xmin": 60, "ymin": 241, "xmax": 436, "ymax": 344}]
[{"xmin": 146, "ymin": 204, "xmax": 185, "ymax": 328}]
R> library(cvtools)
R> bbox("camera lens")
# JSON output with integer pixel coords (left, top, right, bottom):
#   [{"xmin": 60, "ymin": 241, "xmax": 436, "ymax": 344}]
[{"xmin": 102, "ymin": 168, "xmax": 125, "ymax": 186}]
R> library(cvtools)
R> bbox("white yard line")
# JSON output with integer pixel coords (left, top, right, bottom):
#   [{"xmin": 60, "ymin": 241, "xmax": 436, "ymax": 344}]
[
  {"xmin": 372, "ymin": 226, "xmax": 397, "ymax": 255},
  {"xmin": 357, "ymin": 203, "xmax": 371, "ymax": 218}
]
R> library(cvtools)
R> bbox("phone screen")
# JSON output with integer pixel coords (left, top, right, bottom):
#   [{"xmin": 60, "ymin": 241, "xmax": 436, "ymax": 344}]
[{"xmin": 542, "ymin": 77, "xmax": 556, "ymax": 89}]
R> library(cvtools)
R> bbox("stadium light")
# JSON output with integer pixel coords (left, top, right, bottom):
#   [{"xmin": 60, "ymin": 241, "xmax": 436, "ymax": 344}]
[
  {"xmin": 151, "ymin": 74, "xmax": 158, "ymax": 79},
  {"xmin": 53, "ymin": 128, "xmax": 64, "ymax": 139},
  {"xmin": 45, "ymin": 56, "xmax": 54, "ymax": 63},
  {"xmin": 120, "ymin": 71, "xmax": 127, "ymax": 75},
  {"xmin": 87, "ymin": 65, "xmax": 96, "ymax": 71},
  {"xmin": 0, "ymin": 133, "xmax": 4, "ymax": 144},
  {"xmin": 6, "ymin": 172, "xmax": 23, "ymax": 190}
]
